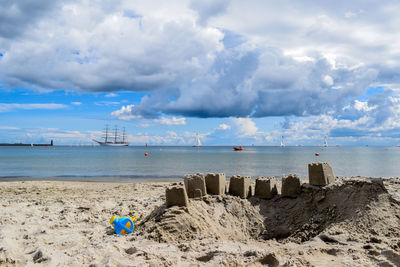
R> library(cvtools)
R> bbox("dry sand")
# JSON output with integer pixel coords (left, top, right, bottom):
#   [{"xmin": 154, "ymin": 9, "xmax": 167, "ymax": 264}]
[{"xmin": 0, "ymin": 178, "xmax": 399, "ymax": 266}]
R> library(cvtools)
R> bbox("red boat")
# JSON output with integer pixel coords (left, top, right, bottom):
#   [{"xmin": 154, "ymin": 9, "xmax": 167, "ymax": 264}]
[{"xmin": 233, "ymin": 146, "xmax": 243, "ymax": 151}]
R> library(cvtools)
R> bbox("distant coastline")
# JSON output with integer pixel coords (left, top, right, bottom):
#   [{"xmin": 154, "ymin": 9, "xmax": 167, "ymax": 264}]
[{"xmin": 0, "ymin": 140, "xmax": 53, "ymax": 146}]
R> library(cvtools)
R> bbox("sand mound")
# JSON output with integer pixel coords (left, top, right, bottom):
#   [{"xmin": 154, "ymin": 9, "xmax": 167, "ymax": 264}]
[
  {"xmin": 138, "ymin": 178, "xmax": 400, "ymax": 249},
  {"xmin": 255, "ymin": 178, "xmax": 400, "ymax": 243},
  {"xmin": 137, "ymin": 195, "xmax": 265, "ymax": 243}
]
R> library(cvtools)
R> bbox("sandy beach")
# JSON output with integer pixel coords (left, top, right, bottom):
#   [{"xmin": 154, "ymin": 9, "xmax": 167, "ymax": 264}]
[{"xmin": 0, "ymin": 178, "xmax": 399, "ymax": 266}]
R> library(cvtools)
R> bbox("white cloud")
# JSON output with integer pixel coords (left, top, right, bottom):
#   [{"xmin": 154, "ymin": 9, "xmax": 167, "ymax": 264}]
[
  {"xmin": 127, "ymin": 130, "xmax": 187, "ymax": 145},
  {"xmin": 0, "ymin": 126, "xmax": 20, "ymax": 130},
  {"xmin": 94, "ymin": 101, "xmax": 120, "ymax": 106},
  {"xmin": 105, "ymin": 93, "xmax": 118, "ymax": 97},
  {"xmin": 231, "ymin": 118, "xmax": 258, "ymax": 137},
  {"xmin": 214, "ymin": 123, "xmax": 231, "ymax": 130},
  {"xmin": 0, "ymin": 103, "xmax": 67, "ymax": 112},
  {"xmin": 111, "ymin": 105, "xmax": 185, "ymax": 126},
  {"xmin": 71, "ymin": 101, "xmax": 82, "ymax": 106},
  {"xmin": 353, "ymin": 100, "xmax": 375, "ymax": 112},
  {"xmin": 153, "ymin": 117, "xmax": 186, "ymax": 126},
  {"xmin": 323, "ymin": 75, "xmax": 334, "ymax": 86},
  {"xmin": 111, "ymin": 105, "xmax": 143, "ymax": 120}
]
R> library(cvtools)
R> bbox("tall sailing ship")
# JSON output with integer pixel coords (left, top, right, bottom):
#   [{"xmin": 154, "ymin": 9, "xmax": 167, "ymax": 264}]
[{"xmin": 93, "ymin": 125, "xmax": 129, "ymax": 146}]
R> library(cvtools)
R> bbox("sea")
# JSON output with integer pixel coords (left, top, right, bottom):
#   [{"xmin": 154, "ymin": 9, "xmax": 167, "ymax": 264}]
[{"xmin": 0, "ymin": 146, "xmax": 399, "ymax": 181}]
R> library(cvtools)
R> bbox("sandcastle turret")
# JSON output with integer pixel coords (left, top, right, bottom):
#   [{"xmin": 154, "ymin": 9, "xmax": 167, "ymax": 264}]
[
  {"xmin": 165, "ymin": 185, "xmax": 189, "ymax": 207},
  {"xmin": 229, "ymin": 175, "xmax": 252, "ymax": 198},
  {"xmin": 184, "ymin": 173, "xmax": 207, "ymax": 198},
  {"xmin": 281, "ymin": 174, "xmax": 301, "ymax": 198},
  {"xmin": 205, "ymin": 173, "xmax": 226, "ymax": 195},
  {"xmin": 308, "ymin": 162, "xmax": 335, "ymax": 186},
  {"xmin": 255, "ymin": 176, "xmax": 278, "ymax": 199}
]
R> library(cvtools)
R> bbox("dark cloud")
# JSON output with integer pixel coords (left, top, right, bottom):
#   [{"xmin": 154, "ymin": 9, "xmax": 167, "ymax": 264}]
[
  {"xmin": 114, "ymin": 45, "xmax": 379, "ymax": 120},
  {"xmin": 190, "ymin": 0, "xmax": 230, "ymax": 25},
  {"xmin": 0, "ymin": 0, "xmax": 59, "ymax": 38}
]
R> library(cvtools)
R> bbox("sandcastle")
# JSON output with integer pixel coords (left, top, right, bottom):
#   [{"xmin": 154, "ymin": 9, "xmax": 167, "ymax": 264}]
[
  {"xmin": 308, "ymin": 162, "xmax": 335, "ymax": 185},
  {"xmin": 255, "ymin": 176, "xmax": 277, "ymax": 199},
  {"xmin": 165, "ymin": 163, "xmax": 336, "ymax": 207}
]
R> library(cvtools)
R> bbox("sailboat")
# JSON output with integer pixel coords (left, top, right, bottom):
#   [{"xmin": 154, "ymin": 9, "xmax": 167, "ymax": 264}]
[
  {"xmin": 280, "ymin": 136, "xmax": 285, "ymax": 147},
  {"xmin": 323, "ymin": 136, "xmax": 328, "ymax": 147},
  {"xmin": 192, "ymin": 133, "xmax": 201, "ymax": 147},
  {"xmin": 93, "ymin": 125, "xmax": 129, "ymax": 146}
]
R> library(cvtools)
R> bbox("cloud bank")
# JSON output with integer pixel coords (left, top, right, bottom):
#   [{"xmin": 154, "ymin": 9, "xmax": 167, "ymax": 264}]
[
  {"xmin": 1, "ymin": 0, "xmax": 400, "ymax": 143},
  {"xmin": 0, "ymin": 103, "xmax": 68, "ymax": 112}
]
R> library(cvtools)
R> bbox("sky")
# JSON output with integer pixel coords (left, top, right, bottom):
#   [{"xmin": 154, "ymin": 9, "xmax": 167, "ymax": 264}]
[{"xmin": 1, "ymin": 0, "xmax": 400, "ymax": 146}]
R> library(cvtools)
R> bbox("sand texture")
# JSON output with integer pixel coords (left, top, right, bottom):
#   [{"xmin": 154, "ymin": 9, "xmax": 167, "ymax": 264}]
[{"xmin": 0, "ymin": 178, "xmax": 400, "ymax": 266}]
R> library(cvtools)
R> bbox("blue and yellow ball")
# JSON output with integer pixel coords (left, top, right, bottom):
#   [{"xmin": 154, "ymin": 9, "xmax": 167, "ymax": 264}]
[{"xmin": 110, "ymin": 215, "xmax": 138, "ymax": 235}]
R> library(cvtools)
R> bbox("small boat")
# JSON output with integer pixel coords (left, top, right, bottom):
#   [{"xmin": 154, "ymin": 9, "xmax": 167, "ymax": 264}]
[
  {"xmin": 280, "ymin": 136, "xmax": 285, "ymax": 147},
  {"xmin": 323, "ymin": 136, "xmax": 328, "ymax": 147},
  {"xmin": 192, "ymin": 133, "xmax": 201, "ymax": 147},
  {"xmin": 233, "ymin": 146, "xmax": 243, "ymax": 151}
]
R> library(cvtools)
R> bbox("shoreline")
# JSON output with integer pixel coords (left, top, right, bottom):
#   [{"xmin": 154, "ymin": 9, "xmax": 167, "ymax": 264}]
[
  {"xmin": 0, "ymin": 176, "xmax": 182, "ymax": 183},
  {"xmin": 1, "ymin": 175, "xmax": 399, "ymax": 183}
]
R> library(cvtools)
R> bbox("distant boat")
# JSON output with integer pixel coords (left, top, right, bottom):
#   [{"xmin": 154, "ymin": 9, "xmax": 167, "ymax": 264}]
[
  {"xmin": 93, "ymin": 125, "xmax": 129, "ymax": 146},
  {"xmin": 233, "ymin": 146, "xmax": 243, "ymax": 151},
  {"xmin": 323, "ymin": 136, "xmax": 328, "ymax": 147},
  {"xmin": 280, "ymin": 136, "xmax": 285, "ymax": 147},
  {"xmin": 192, "ymin": 133, "xmax": 201, "ymax": 147}
]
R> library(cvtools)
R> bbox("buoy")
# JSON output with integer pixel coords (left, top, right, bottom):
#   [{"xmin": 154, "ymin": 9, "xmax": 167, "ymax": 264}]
[
  {"xmin": 144, "ymin": 152, "xmax": 148, "ymax": 156},
  {"xmin": 315, "ymin": 153, "xmax": 319, "ymax": 156}
]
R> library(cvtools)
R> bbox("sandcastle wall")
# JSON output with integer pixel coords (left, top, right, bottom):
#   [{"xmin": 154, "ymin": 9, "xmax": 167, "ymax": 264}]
[{"xmin": 165, "ymin": 162, "xmax": 336, "ymax": 207}]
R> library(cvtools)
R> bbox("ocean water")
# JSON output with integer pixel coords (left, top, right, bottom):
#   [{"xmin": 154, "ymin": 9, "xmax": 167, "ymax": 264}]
[{"xmin": 0, "ymin": 146, "xmax": 399, "ymax": 180}]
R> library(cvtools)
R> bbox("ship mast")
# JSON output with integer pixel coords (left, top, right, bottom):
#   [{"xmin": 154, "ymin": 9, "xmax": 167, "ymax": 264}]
[
  {"xmin": 122, "ymin": 127, "xmax": 126, "ymax": 143},
  {"xmin": 104, "ymin": 124, "xmax": 109, "ymax": 143},
  {"xmin": 114, "ymin": 125, "xmax": 118, "ymax": 143}
]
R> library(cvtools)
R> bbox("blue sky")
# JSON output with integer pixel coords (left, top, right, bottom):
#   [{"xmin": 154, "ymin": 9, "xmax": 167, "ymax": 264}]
[{"xmin": 1, "ymin": 0, "xmax": 400, "ymax": 145}]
